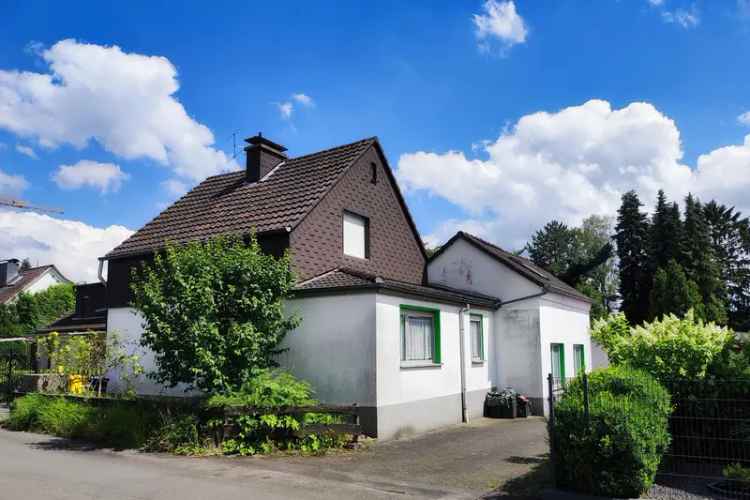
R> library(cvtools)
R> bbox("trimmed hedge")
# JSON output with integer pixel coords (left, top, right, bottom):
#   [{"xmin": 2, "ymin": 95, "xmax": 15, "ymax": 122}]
[{"xmin": 551, "ymin": 367, "xmax": 672, "ymax": 498}]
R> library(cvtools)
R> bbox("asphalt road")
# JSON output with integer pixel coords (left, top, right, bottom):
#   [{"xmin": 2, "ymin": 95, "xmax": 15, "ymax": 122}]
[{"xmin": 0, "ymin": 416, "xmax": 549, "ymax": 500}]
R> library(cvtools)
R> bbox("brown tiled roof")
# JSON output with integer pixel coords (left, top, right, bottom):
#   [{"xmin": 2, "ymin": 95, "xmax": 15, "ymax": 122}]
[
  {"xmin": 35, "ymin": 313, "xmax": 106, "ymax": 334},
  {"xmin": 105, "ymin": 138, "xmax": 377, "ymax": 259},
  {"xmin": 0, "ymin": 266, "xmax": 55, "ymax": 304},
  {"xmin": 431, "ymin": 232, "xmax": 593, "ymax": 304},
  {"xmin": 294, "ymin": 268, "xmax": 501, "ymax": 309}
]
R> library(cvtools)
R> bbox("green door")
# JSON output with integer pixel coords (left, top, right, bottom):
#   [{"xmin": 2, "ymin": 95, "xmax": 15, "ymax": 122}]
[
  {"xmin": 574, "ymin": 344, "xmax": 585, "ymax": 375},
  {"xmin": 551, "ymin": 343, "xmax": 565, "ymax": 381}
]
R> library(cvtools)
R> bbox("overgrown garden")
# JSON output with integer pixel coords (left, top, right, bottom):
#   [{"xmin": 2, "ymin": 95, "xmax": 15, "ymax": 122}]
[{"xmin": 5, "ymin": 235, "xmax": 359, "ymax": 456}]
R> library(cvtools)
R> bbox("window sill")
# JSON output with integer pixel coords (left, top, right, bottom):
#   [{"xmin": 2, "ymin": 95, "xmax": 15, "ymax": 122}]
[{"xmin": 400, "ymin": 361, "xmax": 442, "ymax": 370}]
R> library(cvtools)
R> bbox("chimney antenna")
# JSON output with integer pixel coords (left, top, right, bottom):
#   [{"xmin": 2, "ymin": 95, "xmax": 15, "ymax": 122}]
[{"xmin": 0, "ymin": 197, "xmax": 64, "ymax": 214}]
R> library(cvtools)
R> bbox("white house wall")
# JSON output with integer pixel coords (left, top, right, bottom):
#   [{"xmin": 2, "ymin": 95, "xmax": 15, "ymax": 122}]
[
  {"xmin": 279, "ymin": 293, "xmax": 377, "ymax": 407},
  {"xmin": 375, "ymin": 292, "xmax": 493, "ymax": 439},
  {"xmin": 106, "ymin": 307, "xmax": 193, "ymax": 396},
  {"xmin": 24, "ymin": 270, "xmax": 64, "ymax": 295},
  {"xmin": 427, "ymin": 238, "xmax": 541, "ymax": 301},
  {"xmin": 495, "ymin": 297, "xmax": 543, "ymax": 407},
  {"xmin": 539, "ymin": 293, "xmax": 592, "ymax": 412}
]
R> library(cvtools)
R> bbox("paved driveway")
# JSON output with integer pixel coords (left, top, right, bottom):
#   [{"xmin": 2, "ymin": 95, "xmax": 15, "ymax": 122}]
[{"xmin": 0, "ymin": 416, "xmax": 549, "ymax": 500}]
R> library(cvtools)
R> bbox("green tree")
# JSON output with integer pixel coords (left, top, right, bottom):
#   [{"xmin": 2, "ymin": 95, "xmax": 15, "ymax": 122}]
[
  {"xmin": 526, "ymin": 221, "xmax": 579, "ymax": 276},
  {"xmin": 130, "ymin": 235, "xmax": 300, "ymax": 394},
  {"xmin": 650, "ymin": 260, "xmax": 703, "ymax": 320},
  {"xmin": 649, "ymin": 190, "xmax": 683, "ymax": 271},
  {"xmin": 683, "ymin": 194, "xmax": 727, "ymax": 324},
  {"xmin": 703, "ymin": 201, "xmax": 750, "ymax": 330},
  {"xmin": 615, "ymin": 191, "xmax": 652, "ymax": 325}
]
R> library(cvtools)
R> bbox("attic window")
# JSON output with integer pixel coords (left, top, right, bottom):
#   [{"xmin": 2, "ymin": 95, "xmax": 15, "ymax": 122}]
[
  {"xmin": 343, "ymin": 211, "xmax": 369, "ymax": 259},
  {"xmin": 370, "ymin": 162, "xmax": 377, "ymax": 184}
]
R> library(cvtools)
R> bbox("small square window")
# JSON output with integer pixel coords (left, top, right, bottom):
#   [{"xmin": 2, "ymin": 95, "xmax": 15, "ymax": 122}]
[
  {"xmin": 400, "ymin": 305, "xmax": 441, "ymax": 366},
  {"xmin": 343, "ymin": 211, "xmax": 369, "ymax": 259},
  {"xmin": 470, "ymin": 314, "xmax": 484, "ymax": 362}
]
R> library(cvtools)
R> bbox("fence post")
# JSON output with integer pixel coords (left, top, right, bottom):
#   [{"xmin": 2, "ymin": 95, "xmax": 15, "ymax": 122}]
[
  {"xmin": 582, "ymin": 372, "xmax": 590, "ymax": 427},
  {"xmin": 547, "ymin": 373, "xmax": 556, "ymax": 479}
]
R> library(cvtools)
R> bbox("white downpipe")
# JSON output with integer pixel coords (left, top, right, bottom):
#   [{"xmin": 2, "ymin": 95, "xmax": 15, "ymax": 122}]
[
  {"xmin": 458, "ymin": 304, "xmax": 470, "ymax": 423},
  {"xmin": 97, "ymin": 258, "xmax": 106, "ymax": 285}
]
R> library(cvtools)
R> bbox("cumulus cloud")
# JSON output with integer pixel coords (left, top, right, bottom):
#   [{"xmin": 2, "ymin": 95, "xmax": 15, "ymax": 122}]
[
  {"xmin": 0, "ymin": 210, "xmax": 132, "ymax": 282},
  {"xmin": 397, "ymin": 99, "xmax": 750, "ymax": 249},
  {"xmin": 738, "ymin": 111, "xmax": 750, "ymax": 126},
  {"xmin": 52, "ymin": 160, "xmax": 129, "ymax": 193},
  {"xmin": 276, "ymin": 101, "xmax": 293, "ymax": 120},
  {"xmin": 0, "ymin": 39, "xmax": 238, "ymax": 181},
  {"xmin": 0, "ymin": 168, "xmax": 28, "ymax": 196},
  {"xmin": 473, "ymin": 0, "xmax": 528, "ymax": 53},
  {"xmin": 15, "ymin": 144, "xmax": 37, "ymax": 159}
]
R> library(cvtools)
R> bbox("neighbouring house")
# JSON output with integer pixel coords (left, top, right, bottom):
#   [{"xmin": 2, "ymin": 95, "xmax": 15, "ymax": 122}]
[
  {"xmin": 33, "ymin": 282, "xmax": 107, "ymax": 372},
  {"xmin": 0, "ymin": 259, "xmax": 71, "ymax": 305},
  {"xmin": 100, "ymin": 134, "xmax": 593, "ymax": 439}
]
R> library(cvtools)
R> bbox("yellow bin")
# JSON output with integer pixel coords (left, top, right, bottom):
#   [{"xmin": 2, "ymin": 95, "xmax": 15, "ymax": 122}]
[{"xmin": 68, "ymin": 375, "xmax": 87, "ymax": 394}]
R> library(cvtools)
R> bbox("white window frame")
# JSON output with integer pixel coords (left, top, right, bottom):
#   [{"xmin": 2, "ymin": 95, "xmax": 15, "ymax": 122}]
[
  {"xmin": 400, "ymin": 306, "xmax": 440, "ymax": 368},
  {"xmin": 342, "ymin": 210, "xmax": 369, "ymax": 259},
  {"xmin": 470, "ymin": 313, "xmax": 484, "ymax": 363}
]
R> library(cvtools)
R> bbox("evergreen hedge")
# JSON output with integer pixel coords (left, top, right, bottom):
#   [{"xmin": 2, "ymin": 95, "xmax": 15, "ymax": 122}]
[{"xmin": 551, "ymin": 367, "xmax": 672, "ymax": 498}]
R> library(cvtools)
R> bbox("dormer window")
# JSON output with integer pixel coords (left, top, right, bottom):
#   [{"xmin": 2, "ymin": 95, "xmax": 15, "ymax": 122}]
[{"xmin": 343, "ymin": 211, "xmax": 369, "ymax": 259}]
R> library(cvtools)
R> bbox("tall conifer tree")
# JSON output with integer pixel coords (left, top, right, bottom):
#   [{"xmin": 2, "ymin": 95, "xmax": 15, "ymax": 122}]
[
  {"xmin": 615, "ymin": 191, "xmax": 652, "ymax": 324},
  {"xmin": 682, "ymin": 194, "xmax": 727, "ymax": 324}
]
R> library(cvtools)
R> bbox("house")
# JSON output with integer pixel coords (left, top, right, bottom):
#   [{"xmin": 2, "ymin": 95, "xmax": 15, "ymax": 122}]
[
  {"xmin": 426, "ymin": 232, "xmax": 593, "ymax": 414},
  {"xmin": 101, "ymin": 134, "xmax": 593, "ymax": 439},
  {"xmin": 0, "ymin": 259, "xmax": 71, "ymax": 305}
]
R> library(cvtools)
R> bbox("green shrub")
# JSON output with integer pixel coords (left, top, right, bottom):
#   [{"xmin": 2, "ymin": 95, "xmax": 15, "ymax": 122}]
[
  {"xmin": 6, "ymin": 394, "xmax": 158, "ymax": 449},
  {"xmin": 6, "ymin": 393, "xmax": 47, "ymax": 430},
  {"xmin": 552, "ymin": 367, "xmax": 672, "ymax": 498},
  {"xmin": 592, "ymin": 310, "xmax": 732, "ymax": 383},
  {"xmin": 207, "ymin": 370, "xmax": 349, "ymax": 456},
  {"xmin": 144, "ymin": 412, "xmax": 206, "ymax": 454}
]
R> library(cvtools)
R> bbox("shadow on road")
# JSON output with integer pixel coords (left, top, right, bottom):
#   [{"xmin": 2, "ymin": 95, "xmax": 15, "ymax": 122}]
[{"xmin": 482, "ymin": 453, "xmax": 553, "ymax": 500}]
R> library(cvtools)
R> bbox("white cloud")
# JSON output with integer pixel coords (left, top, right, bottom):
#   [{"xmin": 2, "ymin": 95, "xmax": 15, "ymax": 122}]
[
  {"xmin": 0, "ymin": 168, "xmax": 28, "ymax": 196},
  {"xmin": 275, "ymin": 93, "xmax": 315, "ymax": 120},
  {"xmin": 661, "ymin": 5, "xmax": 700, "ymax": 28},
  {"xmin": 276, "ymin": 101, "xmax": 293, "ymax": 120},
  {"xmin": 0, "ymin": 210, "xmax": 133, "ymax": 282},
  {"xmin": 0, "ymin": 39, "xmax": 238, "ymax": 181},
  {"xmin": 473, "ymin": 0, "xmax": 528, "ymax": 53},
  {"xmin": 292, "ymin": 93, "xmax": 314, "ymax": 107},
  {"xmin": 162, "ymin": 178, "xmax": 189, "ymax": 198},
  {"xmin": 397, "ymin": 99, "xmax": 750, "ymax": 249},
  {"xmin": 15, "ymin": 144, "xmax": 37, "ymax": 158},
  {"xmin": 738, "ymin": 111, "xmax": 750, "ymax": 126},
  {"xmin": 648, "ymin": 0, "xmax": 665, "ymax": 6},
  {"xmin": 52, "ymin": 160, "xmax": 129, "ymax": 194}
]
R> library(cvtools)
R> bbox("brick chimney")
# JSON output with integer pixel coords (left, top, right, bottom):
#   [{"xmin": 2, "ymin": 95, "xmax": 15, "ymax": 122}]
[{"xmin": 244, "ymin": 133, "xmax": 287, "ymax": 182}]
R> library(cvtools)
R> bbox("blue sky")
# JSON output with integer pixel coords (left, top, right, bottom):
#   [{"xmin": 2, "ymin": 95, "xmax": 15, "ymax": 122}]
[{"xmin": 1, "ymin": 0, "xmax": 749, "ymax": 281}]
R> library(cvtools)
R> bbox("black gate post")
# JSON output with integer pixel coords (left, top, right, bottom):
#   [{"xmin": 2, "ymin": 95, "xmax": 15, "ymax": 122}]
[
  {"xmin": 582, "ymin": 372, "xmax": 590, "ymax": 427},
  {"xmin": 547, "ymin": 373, "xmax": 556, "ymax": 480}
]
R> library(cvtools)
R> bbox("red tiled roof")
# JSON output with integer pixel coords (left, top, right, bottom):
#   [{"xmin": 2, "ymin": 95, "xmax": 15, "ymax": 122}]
[
  {"xmin": 105, "ymin": 138, "xmax": 377, "ymax": 259},
  {"xmin": 0, "ymin": 266, "xmax": 55, "ymax": 304}
]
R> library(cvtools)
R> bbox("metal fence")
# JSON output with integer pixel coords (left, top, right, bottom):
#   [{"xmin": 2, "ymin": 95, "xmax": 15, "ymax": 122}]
[{"xmin": 548, "ymin": 374, "xmax": 750, "ymax": 498}]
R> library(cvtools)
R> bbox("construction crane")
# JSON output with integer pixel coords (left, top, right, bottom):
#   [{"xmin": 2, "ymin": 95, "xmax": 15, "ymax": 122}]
[{"xmin": 0, "ymin": 196, "xmax": 63, "ymax": 214}]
